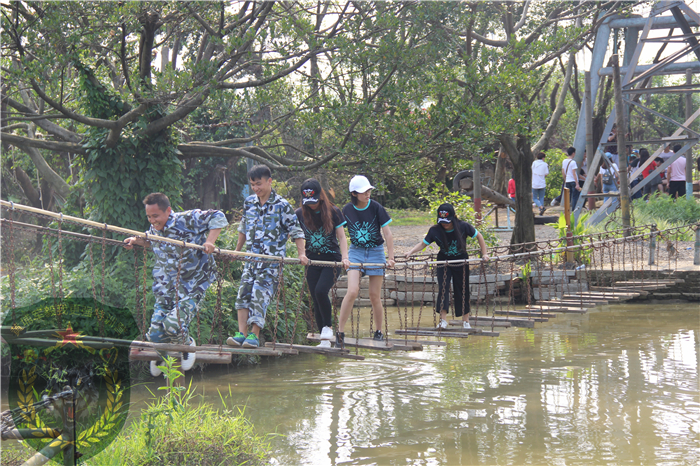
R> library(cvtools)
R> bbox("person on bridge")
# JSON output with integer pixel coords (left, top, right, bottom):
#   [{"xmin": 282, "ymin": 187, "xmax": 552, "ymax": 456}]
[
  {"xmin": 227, "ymin": 165, "xmax": 308, "ymax": 349},
  {"xmin": 404, "ymin": 203, "xmax": 489, "ymax": 330},
  {"xmin": 124, "ymin": 192, "xmax": 229, "ymax": 376},
  {"xmin": 336, "ymin": 175, "xmax": 395, "ymax": 348},
  {"xmin": 295, "ymin": 179, "xmax": 350, "ymax": 348}
]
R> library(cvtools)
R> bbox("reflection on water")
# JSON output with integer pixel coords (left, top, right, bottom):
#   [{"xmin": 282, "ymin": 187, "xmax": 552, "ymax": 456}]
[{"xmin": 140, "ymin": 304, "xmax": 699, "ymax": 465}]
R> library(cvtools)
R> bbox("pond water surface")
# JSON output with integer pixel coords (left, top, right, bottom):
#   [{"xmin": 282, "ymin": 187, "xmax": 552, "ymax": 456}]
[{"xmin": 136, "ymin": 303, "xmax": 699, "ymax": 465}]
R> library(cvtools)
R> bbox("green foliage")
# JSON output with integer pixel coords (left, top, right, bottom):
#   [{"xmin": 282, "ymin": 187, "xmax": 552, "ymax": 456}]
[
  {"xmin": 547, "ymin": 212, "xmax": 592, "ymax": 263},
  {"xmin": 89, "ymin": 383, "xmax": 271, "ymax": 466},
  {"xmin": 632, "ymin": 194, "xmax": 700, "ymax": 225},
  {"xmin": 591, "ymin": 194, "xmax": 699, "ymax": 241}
]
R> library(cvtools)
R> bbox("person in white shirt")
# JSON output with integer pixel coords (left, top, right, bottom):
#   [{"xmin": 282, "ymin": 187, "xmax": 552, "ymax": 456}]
[
  {"xmin": 531, "ymin": 152, "xmax": 549, "ymax": 215},
  {"xmin": 562, "ymin": 147, "xmax": 581, "ymax": 209},
  {"xmin": 667, "ymin": 144, "xmax": 687, "ymax": 198}
]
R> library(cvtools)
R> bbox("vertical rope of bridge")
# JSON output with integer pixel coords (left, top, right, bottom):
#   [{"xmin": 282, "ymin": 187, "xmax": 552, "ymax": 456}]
[
  {"xmin": 534, "ymin": 255, "xmax": 543, "ymax": 320},
  {"xmin": 400, "ymin": 264, "xmax": 408, "ymax": 341},
  {"xmin": 141, "ymin": 245, "xmax": 149, "ymax": 342},
  {"xmin": 174, "ymin": 244, "xmax": 185, "ymax": 340},
  {"xmin": 57, "ymin": 216, "xmax": 64, "ymax": 304},
  {"xmin": 132, "ymin": 249, "xmax": 142, "ymax": 337},
  {"xmin": 494, "ymin": 258, "xmax": 502, "ymax": 332},
  {"xmin": 430, "ymin": 263, "xmax": 437, "ymax": 329},
  {"xmin": 271, "ymin": 261, "xmax": 285, "ymax": 347},
  {"xmin": 7, "ymin": 208, "xmax": 17, "ymax": 326},
  {"xmin": 354, "ymin": 296, "xmax": 360, "ymax": 356},
  {"xmin": 463, "ymin": 261, "xmax": 470, "ymax": 332},
  {"xmin": 383, "ymin": 265, "xmax": 389, "ymax": 347},
  {"xmin": 508, "ymin": 259, "xmax": 515, "ymax": 318},
  {"xmin": 331, "ymin": 270, "xmax": 339, "ymax": 340},
  {"xmin": 209, "ymin": 257, "xmax": 226, "ymax": 345},
  {"xmin": 88, "ymin": 244, "xmax": 100, "ymax": 334},
  {"xmin": 437, "ymin": 264, "xmax": 448, "ymax": 338},
  {"xmin": 99, "ymin": 226, "xmax": 107, "ymax": 337},
  {"xmin": 413, "ymin": 264, "xmax": 423, "ymax": 342},
  {"xmin": 289, "ymin": 265, "xmax": 308, "ymax": 345},
  {"xmin": 46, "ymin": 225, "xmax": 60, "ymax": 328}
]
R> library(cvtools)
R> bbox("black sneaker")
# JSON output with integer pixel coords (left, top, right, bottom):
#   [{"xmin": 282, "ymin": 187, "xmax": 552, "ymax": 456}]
[
  {"xmin": 336, "ymin": 332, "xmax": 345, "ymax": 350},
  {"xmin": 539, "ymin": 206, "xmax": 546, "ymax": 216},
  {"xmin": 373, "ymin": 330, "xmax": 384, "ymax": 341}
]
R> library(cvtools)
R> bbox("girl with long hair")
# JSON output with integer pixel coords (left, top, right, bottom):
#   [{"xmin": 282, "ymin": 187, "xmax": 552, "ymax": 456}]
[
  {"xmin": 404, "ymin": 204, "xmax": 489, "ymax": 329},
  {"xmin": 295, "ymin": 179, "xmax": 350, "ymax": 347}
]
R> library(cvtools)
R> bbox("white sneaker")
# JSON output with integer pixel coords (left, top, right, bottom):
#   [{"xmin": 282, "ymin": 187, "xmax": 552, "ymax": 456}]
[
  {"xmin": 180, "ymin": 337, "xmax": 197, "ymax": 371},
  {"xmin": 319, "ymin": 340, "xmax": 331, "ymax": 348},
  {"xmin": 320, "ymin": 326, "xmax": 334, "ymax": 340},
  {"xmin": 463, "ymin": 321, "xmax": 472, "ymax": 329},
  {"xmin": 437, "ymin": 319, "xmax": 448, "ymax": 329},
  {"xmin": 150, "ymin": 361, "xmax": 163, "ymax": 377}
]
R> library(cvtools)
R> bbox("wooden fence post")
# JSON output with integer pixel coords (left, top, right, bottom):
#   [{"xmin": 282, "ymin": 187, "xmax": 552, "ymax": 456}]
[{"xmin": 648, "ymin": 225, "xmax": 657, "ymax": 266}]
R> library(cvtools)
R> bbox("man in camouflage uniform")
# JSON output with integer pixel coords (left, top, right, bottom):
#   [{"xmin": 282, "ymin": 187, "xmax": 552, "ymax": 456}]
[
  {"xmin": 124, "ymin": 192, "xmax": 228, "ymax": 374},
  {"xmin": 227, "ymin": 165, "xmax": 307, "ymax": 348}
]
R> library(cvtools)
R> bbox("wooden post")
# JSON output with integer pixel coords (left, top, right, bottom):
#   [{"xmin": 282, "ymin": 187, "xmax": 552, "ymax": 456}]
[
  {"xmin": 564, "ymin": 187, "xmax": 574, "ymax": 263},
  {"xmin": 694, "ymin": 226, "xmax": 700, "ymax": 266},
  {"xmin": 612, "ymin": 55, "xmax": 631, "ymax": 236},
  {"xmin": 474, "ymin": 155, "xmax": 482, "ymax": 223},
  {"xmin": 648, "ymin": 225, "xmax": 657, "ymax": 266},
  {"xmin": 685, "ymin": 69, "xmax": 694, "ymax": 200},
  {"xmin": 585, "ymin": 71, "xmax": 596, "ymax": 211}
]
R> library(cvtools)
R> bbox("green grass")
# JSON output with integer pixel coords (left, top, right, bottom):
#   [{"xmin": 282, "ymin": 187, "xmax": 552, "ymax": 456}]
[{"xmin": 387, "ymin": 209, "xmax": 434, "ymax": 227}]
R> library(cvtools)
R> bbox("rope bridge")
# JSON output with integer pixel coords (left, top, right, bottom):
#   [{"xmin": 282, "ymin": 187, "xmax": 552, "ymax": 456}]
[{"xmin": 2, "ymin": 200, "xmax": 699, "ymax": 362}]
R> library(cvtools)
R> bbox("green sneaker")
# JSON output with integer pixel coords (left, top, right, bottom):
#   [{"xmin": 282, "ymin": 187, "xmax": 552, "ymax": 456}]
[
  {"xmin": 242, "ymin": 333, "xmax": 259, "ymax": 348},
  {"xmin": 226, "ymin": 332, "xmax": 246, "ymax": 347}
]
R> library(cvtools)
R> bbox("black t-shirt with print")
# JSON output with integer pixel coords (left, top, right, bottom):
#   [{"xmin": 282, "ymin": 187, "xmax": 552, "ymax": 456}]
[
  {"xmin": 295, "ymin": 206, "xmax": 346, "ymax": 261},
  {"xmin": 342, "ymin": 199, "xmax": 392, "ymax": 248},
  {"xmin": 423, "ymin": 221, "xmax": 477, "ymax": 260}
]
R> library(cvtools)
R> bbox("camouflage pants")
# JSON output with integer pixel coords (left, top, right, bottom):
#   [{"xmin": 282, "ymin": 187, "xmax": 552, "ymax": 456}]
[
  {"xmin": 235, "ymin": 264, "xmax": 280, "ymax": 330},
  {"xmin": 146, "ymin": 295, "xmax": 201, "ymax": 345}
]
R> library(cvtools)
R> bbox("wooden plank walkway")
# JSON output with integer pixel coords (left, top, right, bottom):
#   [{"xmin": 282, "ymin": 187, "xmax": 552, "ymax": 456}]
[
  {"xmin": 306, "ymin": 333, "xmax": 422, "ymax": 351},
  {"xmin": 398, "ymin": 326, "xmax": 500, "ymax": 337},
  {"xmin": 264, "ymin": 342, "xmax": 365, "ymax": 360}
]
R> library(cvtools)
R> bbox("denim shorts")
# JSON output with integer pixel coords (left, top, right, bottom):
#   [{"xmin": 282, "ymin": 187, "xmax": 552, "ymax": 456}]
[{"xmin": 348, "ymin": 245, "xmax": 386, "ymax": 276}]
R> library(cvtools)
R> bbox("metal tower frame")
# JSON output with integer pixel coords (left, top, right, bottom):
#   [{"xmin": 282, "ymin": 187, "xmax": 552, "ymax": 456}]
[{"xmin": 569, "ymin": 0, "xmax": 700, "ymax": 225}]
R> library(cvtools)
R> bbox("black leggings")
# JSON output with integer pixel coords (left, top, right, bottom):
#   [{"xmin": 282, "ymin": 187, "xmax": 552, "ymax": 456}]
[
  {"xmin": 305, "ymin": 265, "xmax": 341, "ymax": 331},
  {"xmin": 435, "ymin": 263, "xmax": 470, "ymax": 317}
]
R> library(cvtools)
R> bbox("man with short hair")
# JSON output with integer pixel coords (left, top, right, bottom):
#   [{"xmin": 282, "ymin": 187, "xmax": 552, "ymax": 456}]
[
  {"xmin": 227, "ymin": 165, "xmax": 308, "ymax": 348},
  {"xmin": 124, "ymin": 193, "xmax": 228, "ymax": 376}
]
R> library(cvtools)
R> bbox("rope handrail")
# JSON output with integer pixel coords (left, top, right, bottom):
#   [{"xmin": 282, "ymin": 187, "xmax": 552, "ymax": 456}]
[{"xmin": 4, "ymin": 200, "xmax": 696, "ymax": 270}]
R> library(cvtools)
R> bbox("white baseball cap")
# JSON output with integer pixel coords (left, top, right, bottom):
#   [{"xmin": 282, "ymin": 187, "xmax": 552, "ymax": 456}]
[{"xmin": 348, "ymin": 175, "xmax": 374, "ymax": 193}]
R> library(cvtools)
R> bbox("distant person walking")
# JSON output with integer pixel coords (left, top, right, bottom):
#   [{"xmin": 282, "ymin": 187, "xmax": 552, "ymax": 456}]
[
  {"xmin": 562, "ymin": 147, "xmax": 581, "ymax": 208},
  {"xmin": 531, "ymin": 152, "xmax": 549, "ymax": 216},
  {"xmin": 667, "ymin": 145, "xmax": 687, "ymax": 199},
  {"xmin": 595, "ymin": 156, "xmax": 619, "ymax": 204}
]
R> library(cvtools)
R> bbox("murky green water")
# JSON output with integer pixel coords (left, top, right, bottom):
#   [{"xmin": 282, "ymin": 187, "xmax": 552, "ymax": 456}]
[{"xmin": 135, "ymin": 304, "xmax": 700, "ymax": 464}]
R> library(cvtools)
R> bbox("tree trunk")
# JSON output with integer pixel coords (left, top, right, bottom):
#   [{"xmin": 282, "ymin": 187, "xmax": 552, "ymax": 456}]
[
  {"xmin": 492, "ymin": 148, "xmax": 509, "ymax": 195},
  {"xmin": 500, "ymin": 134, "xmax": 536, "ymax": 251}
]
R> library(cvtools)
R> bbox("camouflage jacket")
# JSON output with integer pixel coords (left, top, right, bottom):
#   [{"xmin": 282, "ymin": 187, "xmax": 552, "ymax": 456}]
[
  {"xmin": 148, "ymin": 210, "xmax": 229, "ymax": 303},
  {"xmin": 239, "ymin": 189, "xmax": 304, "ymax": 258}
]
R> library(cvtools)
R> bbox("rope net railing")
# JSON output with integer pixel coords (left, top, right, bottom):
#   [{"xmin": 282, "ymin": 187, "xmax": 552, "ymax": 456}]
[{"xmin": 2, "ymin": 200, "xmax": 697, "ymax": 357}]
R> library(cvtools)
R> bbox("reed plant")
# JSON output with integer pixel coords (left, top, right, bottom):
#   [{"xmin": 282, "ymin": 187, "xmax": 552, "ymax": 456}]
[{"xmin": 87, "ymin": 358, "xmax": 271, "ymax": 466}]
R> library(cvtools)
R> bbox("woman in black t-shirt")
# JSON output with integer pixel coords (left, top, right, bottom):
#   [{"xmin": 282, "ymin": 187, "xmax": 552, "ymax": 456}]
[
  {"xmin": 405, "ymin": 204, "xmax": 489, "ymax": 330},
  {"xmin": 296, "ymin": 179, "xmax": 350, "ymax": 348}
]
